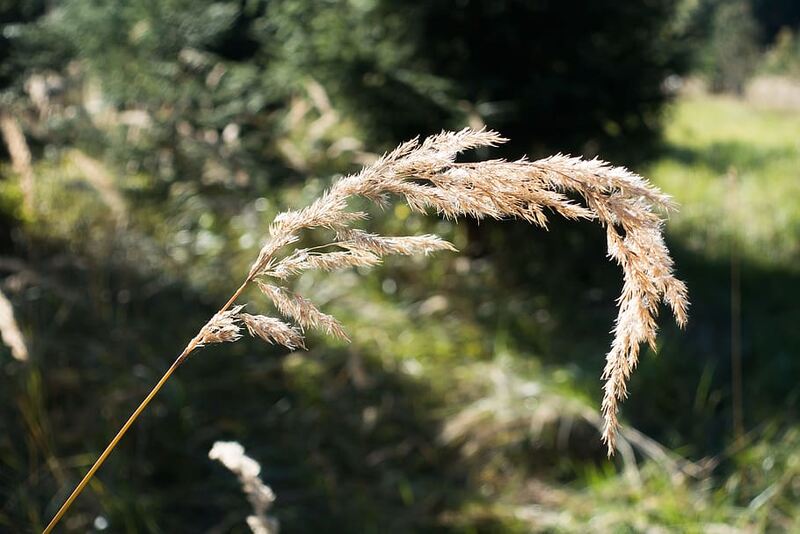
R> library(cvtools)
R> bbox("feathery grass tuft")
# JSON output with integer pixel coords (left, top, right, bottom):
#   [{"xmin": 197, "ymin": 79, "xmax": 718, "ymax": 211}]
[
  {"xmin": 44, "ymin": 128, "xmax": 687, "ymax": 532},
  {"xmin": 209, "ymin": 441, "xmax": 279, "ymax": 534}
]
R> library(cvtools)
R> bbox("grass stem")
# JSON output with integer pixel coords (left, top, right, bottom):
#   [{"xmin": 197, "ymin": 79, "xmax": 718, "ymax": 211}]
[
  {"xmin": 42, "ymin": 279, "xmax": 252, "ymax": 532},
  {"xmin": 42, "ymin": 354, "xmax": 184, "ymax": 533}
]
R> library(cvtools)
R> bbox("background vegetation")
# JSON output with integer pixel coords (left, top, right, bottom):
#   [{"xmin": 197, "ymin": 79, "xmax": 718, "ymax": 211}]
[{"xmin": 1, "ymin": 0, "xmax": 799, "ymax": 532}]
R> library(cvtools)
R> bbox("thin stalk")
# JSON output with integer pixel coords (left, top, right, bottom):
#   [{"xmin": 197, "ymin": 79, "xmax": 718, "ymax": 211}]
[
  {"xmin": 43, "ymin": 277, "xmax": 252, "ymax": 533},
  {"xmin": 731, "ymin": 241, "xmax": 743, "ymax": 442},
  {"xmin": 43, "ymin": 354, "xmax": 184, "ymax": 534},
  {"xmin": 729, "ymin": 171, "xmax": 744, "ymax": 444}
]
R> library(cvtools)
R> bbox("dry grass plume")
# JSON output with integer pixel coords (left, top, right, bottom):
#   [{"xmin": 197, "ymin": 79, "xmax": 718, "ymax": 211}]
[{"xmin": 44, "ymin": 128, "xmax": 688, "ymax": 532}]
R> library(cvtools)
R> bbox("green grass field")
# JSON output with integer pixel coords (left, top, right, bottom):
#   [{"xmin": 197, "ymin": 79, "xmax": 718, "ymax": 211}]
[{"xmin": 648, "ymin": 95, "xmax": 800, "ymax": 268}]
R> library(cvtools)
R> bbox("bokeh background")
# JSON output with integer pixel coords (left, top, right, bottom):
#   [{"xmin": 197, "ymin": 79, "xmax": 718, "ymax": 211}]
[{"xmin": 2, "ymin": 0, "xmax": 800, "ymax": 532}]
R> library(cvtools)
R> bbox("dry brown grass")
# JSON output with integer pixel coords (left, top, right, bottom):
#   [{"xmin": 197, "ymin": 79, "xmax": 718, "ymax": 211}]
[
  {"xmin": 0, "ymin": 111, "xmax": 35, "ymax": 213},
  {"xmin": 44, "ymin": 128, "xmax": 687, "ymax": 532},
  {"xmin": 0, "ymin": 287, "xmax": 28, "ymax": 361}
]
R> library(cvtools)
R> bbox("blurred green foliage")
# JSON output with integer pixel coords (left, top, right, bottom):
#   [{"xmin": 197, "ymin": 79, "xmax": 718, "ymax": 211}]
[
  {"xmin": 751, "ymin": 0, "xmax": 800, "ymax": 43},
  {"xmin": 687, "ymin": 0, "xmax": 800, "ymax": 91},
  {"xmin": 762, "ymin": 27, "xmax": 800, "ymax": 78},
  {"xmin": 700, "ymin": 0, "xmax": 761, "ymax": 94},
  {"xmin": 3, "ymin": 0, "xmax": 693, "ymax": 164}
]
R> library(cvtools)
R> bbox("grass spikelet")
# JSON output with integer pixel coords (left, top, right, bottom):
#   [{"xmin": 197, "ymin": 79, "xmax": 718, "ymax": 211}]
[
  {"xmin": 197, "ymin": 305, "xmax": 245, "ymax": 346},
  {"xmin": 337, "ymin": 229, "xmax": 457, "ymax": 256},
  {"xmin": 270, "ymin": 249, "xmax": 382, "ymax": 278},
  {"xmin": 257, "ymin": 282, "xmax": 348, "ymax": 341},
  {"xmin": 241, "ymin": 313, "xmax": 306, "ymax": 350}
]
